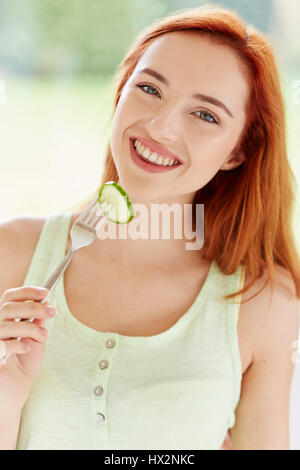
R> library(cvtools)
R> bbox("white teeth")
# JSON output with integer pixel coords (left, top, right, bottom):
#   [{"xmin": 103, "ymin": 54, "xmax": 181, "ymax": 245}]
[
  {"xmin": 133, "ymin": 139, "xmax": 181, "ymax": 167},
  {"xmin": 149, "ymin": 153, "xmax": 157, "ymax": 162},
  {"xmin": 143, "ymin": 148, "xmax": 151, "ymax": 158}
]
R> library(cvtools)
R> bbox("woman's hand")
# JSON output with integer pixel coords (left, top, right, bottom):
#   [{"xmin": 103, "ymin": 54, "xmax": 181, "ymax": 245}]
[{"xmin": 0, "ymin": 286, "xmax": 56, "ymax": 413}]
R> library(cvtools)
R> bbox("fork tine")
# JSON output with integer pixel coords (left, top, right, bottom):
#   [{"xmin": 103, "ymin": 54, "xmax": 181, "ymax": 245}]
[
  {"xmin": 91, "ymin": 214, "xmax": 102, "ymax": 228},
  {"xmin": 75, "ymin": 197, "xmax": 98, "ymax": 224},
  {"xmin": 83, "ymin": 206, "xmax": 99, "ymax": 224}
]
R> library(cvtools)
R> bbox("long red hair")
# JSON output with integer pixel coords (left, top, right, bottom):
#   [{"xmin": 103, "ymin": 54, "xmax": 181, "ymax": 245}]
[{"xmin": 70, "ymin": 4, "xmax": 300, "ymax": 302}]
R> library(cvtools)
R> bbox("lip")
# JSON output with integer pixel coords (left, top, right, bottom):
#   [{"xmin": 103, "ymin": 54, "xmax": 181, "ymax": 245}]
[
  {"xmin": 131, "ymin": 136, "xmax": 184, "ymax": 164},
  {"xmin": 129, "ymin": 138, "xmax": 182, "ymax": 173}
]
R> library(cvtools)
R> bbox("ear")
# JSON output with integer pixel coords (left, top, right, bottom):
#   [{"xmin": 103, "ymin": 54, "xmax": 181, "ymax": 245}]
[{"xmin": 219, "ymin": 151, "xmax": 246, "ymax": 171}]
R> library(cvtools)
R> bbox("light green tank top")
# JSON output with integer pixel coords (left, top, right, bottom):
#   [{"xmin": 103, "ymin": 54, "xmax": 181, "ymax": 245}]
[{"xmin": 16, "ymin": 213, "xmax": 245, "ymax": 450}]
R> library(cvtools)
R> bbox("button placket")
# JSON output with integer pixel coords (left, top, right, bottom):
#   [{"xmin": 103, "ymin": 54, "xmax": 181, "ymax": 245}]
[{"xmin": 92, "ymin": 335, "xmax": 118, "ymax": 435}]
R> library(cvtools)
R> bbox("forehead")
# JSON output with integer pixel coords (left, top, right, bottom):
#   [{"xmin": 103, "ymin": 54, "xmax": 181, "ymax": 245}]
[{"xmin": 134, "ymin": 31, "xmax": 250, "ymax": 115}]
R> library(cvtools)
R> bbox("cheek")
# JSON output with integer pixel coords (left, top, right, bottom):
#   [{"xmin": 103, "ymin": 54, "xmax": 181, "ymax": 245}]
[
  {"xmin": 115, "ymin": 89, "xmax": 146, "ymax": 122},
  {"xmin": 111, "ymin": 94, "xmax": 152, "ymax": 158},
  {"xmin": 111, "ymin": 99, "xmax": 134, "ymax": 149},
  {"xmin": 188, "ymin": 126, "xmax": 241, "ymax": 170}
]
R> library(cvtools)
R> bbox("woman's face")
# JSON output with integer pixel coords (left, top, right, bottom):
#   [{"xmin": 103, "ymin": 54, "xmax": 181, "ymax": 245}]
[{"xmin": 110, "ymin": 31, "xmax": 250, "ymax": 202}]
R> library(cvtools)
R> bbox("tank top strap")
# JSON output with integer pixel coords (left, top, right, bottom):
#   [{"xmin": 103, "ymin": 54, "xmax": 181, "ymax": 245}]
[
  {"xmin": 206, "ymin": 260, "xmax": 245, "ymax": 302},
  {"xmin": 208, "ymin": 261, "xmax": 245, "ymax": 412},
  {"xmin": 226, "ymin": 263, "xmax": 245, "ymax": 409},
  {"xmin": 23, "ymin": 213, "xmax": 73, "ymax": 290}
]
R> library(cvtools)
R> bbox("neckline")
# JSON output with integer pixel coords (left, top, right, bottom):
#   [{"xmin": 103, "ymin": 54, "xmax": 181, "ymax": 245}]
[{"xmin": 56, "ymin": 213, "xmax": 216, "ymax": 345}]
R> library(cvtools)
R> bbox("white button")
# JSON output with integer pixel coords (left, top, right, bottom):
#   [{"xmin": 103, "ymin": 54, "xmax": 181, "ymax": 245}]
[
  {"xmin": 99, "ymin": 360, "xmax": 109, "ymax": 369},
  {"xmin": 95, "ymin": 413, "xmax": 105, "ymax": 423},
  {"xmin": 106, "ymin": 338, "xmax": 115, "ymax": 348},
  {"xmin": 94, "ymin": 386, "xmax": 103, "ymax": 397}
]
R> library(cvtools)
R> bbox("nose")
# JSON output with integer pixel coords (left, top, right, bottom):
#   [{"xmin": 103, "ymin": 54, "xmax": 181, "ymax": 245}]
[{"xmin": 147, "ymin": 105, "xmax": 181, "ymax": 144}]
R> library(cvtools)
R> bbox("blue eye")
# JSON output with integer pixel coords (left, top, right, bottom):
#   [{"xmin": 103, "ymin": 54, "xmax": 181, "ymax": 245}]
[
  {"xmin": 136, "ymin": 83, "xmax": 161, "ymax": 97},
  {"xmin": 136, "ymin": 83, "xmax": 219, "ymax": 125},
  {"xmin": 194, "ymin": 110, "xmax": 219, "ymax": 124}
]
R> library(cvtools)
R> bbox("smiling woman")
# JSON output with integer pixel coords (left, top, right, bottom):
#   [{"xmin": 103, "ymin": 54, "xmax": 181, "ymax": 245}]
[
  {"xmin": 98, "ymin": 5, "xmax": 300, "ymax": 302},
  {"xmin": 1, "ymin": 3, "xmax": 300, "ymax": 452},
  {"xmin": 93, "ymin": 4, "xmax": 300, "ymax": 447},
  {"xmin": 110, "ymin": 31, "xmax": 249, "ymax": 204}
]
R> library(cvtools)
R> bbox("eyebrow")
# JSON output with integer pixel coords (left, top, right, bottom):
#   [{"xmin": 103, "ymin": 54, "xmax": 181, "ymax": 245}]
[{"xmin": 137, "ymin": 67, "xmax": 234, "ymax": 118}]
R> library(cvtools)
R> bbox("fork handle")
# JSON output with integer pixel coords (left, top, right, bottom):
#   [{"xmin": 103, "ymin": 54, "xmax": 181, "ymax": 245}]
[
  {"xmin": 1, "ymin": 250, "xmax": 75, "ymax": 363},
  {"xmin": 40, "ymin": 249, "xmax": 74, "ymax": 304}
]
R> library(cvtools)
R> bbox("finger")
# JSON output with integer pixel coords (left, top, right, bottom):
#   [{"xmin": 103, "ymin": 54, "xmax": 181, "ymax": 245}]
[
  {"xmin": 0, "ymin": 339, "xmax": 6, "ymax": 358},
  {"xmin": 0, "ymin": 286, "xmax": 49, "ymax": 305},
  {"xmin": 23, "ymin": 316, "xmax": 48, "ymax": 334},
  {"xmin": 0, "ymin": 321, "xmax": 48, "ymax": 343},
  {"xmin": 0, "ymin": 339, "xmax": 30, "ymax": 360},
  {"xmin": 24, "ymin": 313, "xmax": 50, "ymax": 332},
  {"xmin": 34, "ymin": 317, "xmax": 48, "ymax": 330},
  {"xmin": 0, "ymin": 300, "xmax": 56, "ymax": 321}
]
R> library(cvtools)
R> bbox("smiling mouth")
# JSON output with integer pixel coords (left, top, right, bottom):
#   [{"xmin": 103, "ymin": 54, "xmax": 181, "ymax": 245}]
[{"xmin": 131, "ymin": 138, "xmax": 183, "ymax": 167}]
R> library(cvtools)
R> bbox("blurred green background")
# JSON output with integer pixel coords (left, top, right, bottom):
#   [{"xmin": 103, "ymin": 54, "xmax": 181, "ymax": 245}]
[{"xmin": 0, "ymin": 0, "xmax": 299, "ymax": 228}]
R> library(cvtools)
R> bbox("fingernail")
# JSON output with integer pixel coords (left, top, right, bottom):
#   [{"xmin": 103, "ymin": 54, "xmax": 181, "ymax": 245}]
[
  {"xmin": 37, "ymin": 288, "xmax": 48, "ymax": 296},
  {"xmin": 46, "ymin": 306, "xmax": 56, "ymax": 316},
  {"xmin": 40, "ymin": 327, "xmax": 48, "ymax": 335}
]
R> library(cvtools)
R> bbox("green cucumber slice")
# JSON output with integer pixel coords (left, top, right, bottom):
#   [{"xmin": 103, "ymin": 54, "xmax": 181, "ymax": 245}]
[{"xmin": 98, "ymin": 181, "xmax": 135, "ymax": 224}]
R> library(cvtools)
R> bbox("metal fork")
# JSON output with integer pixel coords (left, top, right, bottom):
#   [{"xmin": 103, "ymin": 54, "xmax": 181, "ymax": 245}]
[{"xmin": 2, "ymin": 196, "xmax": 106, "ymax": 362}]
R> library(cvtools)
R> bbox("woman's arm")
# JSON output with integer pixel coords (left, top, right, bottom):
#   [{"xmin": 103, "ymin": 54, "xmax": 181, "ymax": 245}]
[
  {"xmin": 0, "ymin": 219, "xmax": 26, "ymax": 450},
  {"xmin": 0, "ymin": 217, "xmax": 46, "ymax": 450},
  {"xmin": 0, "ymin": 411, "xmax": 22, "ymax": 450},
  {"xmin": 230, "ymin": 266, "xmax": 300, "ymax": 450}
]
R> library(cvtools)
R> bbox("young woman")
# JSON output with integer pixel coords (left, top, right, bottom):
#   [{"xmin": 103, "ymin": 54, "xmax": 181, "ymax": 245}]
[{"xmin": 0, "ymin": 5, "xmax": 300, "ymax": 450}]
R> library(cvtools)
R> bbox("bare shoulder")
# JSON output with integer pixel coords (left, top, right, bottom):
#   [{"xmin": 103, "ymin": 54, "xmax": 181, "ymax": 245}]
[
  {"xmin": 269, "ymin": 264, "xmax": 298, "ymax": 298},
  {"xmin": 257, "ymin": 264, "xmax": 299, "ymax": 360},
  {"xmin": 231, "ymin": 265, "xmax": 300, "ymax": 449},
  {"xmin": 244, "ymin": 262, "xmax": 296, "ymax": 297},
  {"xmin": 240, "ymin": 263, "xmax": 300, "ymax": 366},
  {"xmin": 0, "ymin": 216, "xmax": 47, "ymax": 293}
]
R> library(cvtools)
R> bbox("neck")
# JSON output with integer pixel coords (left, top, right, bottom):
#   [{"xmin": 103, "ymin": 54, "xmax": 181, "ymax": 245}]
[{"xmin": 93, "ymin": 186, "xmax": 204, "ymax": 270}]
